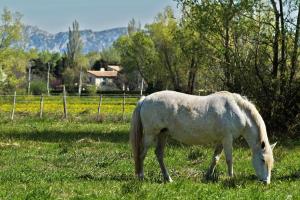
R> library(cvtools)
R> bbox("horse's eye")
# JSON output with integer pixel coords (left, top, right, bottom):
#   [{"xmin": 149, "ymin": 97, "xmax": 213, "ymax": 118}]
[{"xmin": 261, "ymin": 159, "xmax": 265, "ymax": 163}]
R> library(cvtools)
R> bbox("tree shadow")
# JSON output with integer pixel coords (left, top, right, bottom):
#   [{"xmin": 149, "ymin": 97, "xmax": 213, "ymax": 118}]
[{"xmin": 0, "ymin": 129, "xmax": 129, "ymax": 144}]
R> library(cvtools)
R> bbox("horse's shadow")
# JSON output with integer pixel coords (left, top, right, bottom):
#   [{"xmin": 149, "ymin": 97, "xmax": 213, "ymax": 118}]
[{"xmin": 275, "ymin": 170, "xmax": 300, "ymax": 181}]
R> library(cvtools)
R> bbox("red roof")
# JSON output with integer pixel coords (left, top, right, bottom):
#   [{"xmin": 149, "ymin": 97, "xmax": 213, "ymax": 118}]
[{"xmin": 87, "ymin": 70, "xmax": 118, "ymax": 78}]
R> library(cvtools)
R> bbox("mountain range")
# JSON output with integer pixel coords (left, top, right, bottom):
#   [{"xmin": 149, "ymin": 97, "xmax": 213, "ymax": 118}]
[{"xmin": 23, "ymin": 25, "xmax": 128, "ymax": 54}]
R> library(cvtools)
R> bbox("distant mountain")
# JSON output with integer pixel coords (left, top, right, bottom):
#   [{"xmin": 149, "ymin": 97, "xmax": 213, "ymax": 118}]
[{"xmin": 23, "ymin": 25, "xmax": 128, "ymax": 54}]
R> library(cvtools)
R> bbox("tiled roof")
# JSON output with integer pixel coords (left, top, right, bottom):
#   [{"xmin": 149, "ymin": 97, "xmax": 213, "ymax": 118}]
[
  {"xmin": 87, "ymin": 70, "xmax": 118, "ymax": 77},
  {"xmin": 107, "ymin": 65, "xmax": 122, "ymax": 72}
]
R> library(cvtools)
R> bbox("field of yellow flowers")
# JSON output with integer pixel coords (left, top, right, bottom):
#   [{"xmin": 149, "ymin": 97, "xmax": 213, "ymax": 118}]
[{"xmin": 0, "ymin": 95, "xmax": 139, "ymax": 121}]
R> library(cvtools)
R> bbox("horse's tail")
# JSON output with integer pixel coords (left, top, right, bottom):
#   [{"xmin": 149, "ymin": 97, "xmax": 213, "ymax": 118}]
[
  {"xmin": 130, "ymin": 96, "xmax": 145, "ymax": 175},
  {"xmin": 232, "ymin": 93, "xmax": 268, "ymax": 142}
]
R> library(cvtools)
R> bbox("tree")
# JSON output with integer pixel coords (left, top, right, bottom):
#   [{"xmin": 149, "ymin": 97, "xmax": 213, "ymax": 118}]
[
  {"xmin": 64, "ymin": 20, "xmax": 84, "ymax": 92},
  {"xmin": 116, "ymin": 7, "xmax": 209, "ymax": 93},
  {"xmin": 65, "ymin": 20, "xmax": 83, "ymax": 69},
  {"xmin": 100, "ymin": 47, "xmax": 121, "ymax": 65},
  {"xmin": 0, "ymin": 8, "xmax": 27, "ymax": 93},
  {"xmin": 146, "ymin": 7, "xmax": 183, "ymax": 91},
  {"xmin": 128, "ymin": 18, "xmax": 141, "ymax": 35},
  {"xmin": 0, "ymin": 8, "xmax": 22, "ymax": 49},
  {"xmin": 114, "ymin": 32, "xmax": 163, "ymax": 92},
  {"xmin": 177, "ymin": 0, "xmax": 300, "ymax": 135}
]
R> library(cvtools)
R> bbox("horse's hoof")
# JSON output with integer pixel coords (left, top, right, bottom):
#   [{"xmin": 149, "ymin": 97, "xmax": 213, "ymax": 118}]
[
  {"xmin": 137, "ymin": 173, "xmax": 144, "ymax": 181},
  {"xmin": 164, "ymin": 177, "xmax": 173, "ymax": 183}
]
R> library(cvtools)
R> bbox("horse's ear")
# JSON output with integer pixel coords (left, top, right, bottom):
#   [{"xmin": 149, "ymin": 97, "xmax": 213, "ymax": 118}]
[
  {"xmin": 261, "ymin": 141, "xmax": 265, "ymax": 150},
  {"xmin": 270, "ymin": 142, "xmax": 277, "ymax": 150}
]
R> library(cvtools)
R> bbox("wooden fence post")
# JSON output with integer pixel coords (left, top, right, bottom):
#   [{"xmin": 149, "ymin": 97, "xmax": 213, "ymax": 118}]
[
  {"xmin": 40, "ymin": 94, "xmax": 44, "ymax": 118},
  {"xmin": 122, "ymin": 92, "xmax": 125, "ymax": 121},
  {"xmin": 63, "ymin": 85, "xmax": 68, "ymax": 119},
  {"xmin": 11, "ymin": 91, "xmax": 16, "ymax": 120},
  {"xmin": 28, "ymin": 65, "xmax": 31, "ymax": 95},
  {"xmin": 97, "ymin": 95, "xmax": 103, "ymax": 120},
  {"xmin": 47, "ymin": 63, "xmax": 50, "ymax": 96}
]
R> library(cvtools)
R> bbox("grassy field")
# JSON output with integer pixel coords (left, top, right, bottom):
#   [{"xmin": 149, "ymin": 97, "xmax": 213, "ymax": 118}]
[{"xmin": 0, "ymin": 120, "xmax": 299, "ymax": 199}]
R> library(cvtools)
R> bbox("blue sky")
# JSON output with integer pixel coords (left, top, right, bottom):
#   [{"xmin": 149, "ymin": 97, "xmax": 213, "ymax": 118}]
[{"xmin": 0, "ymin": 0, "xmax": 179, "ymax": 33}]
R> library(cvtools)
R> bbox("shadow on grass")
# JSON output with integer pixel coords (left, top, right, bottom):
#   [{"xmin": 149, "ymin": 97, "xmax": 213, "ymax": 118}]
[
  {"xmin": 0, "ymin": 129, "xmax": 129, "ymax": 144},
  {"xmin": 77, "ymin": 173, "xmax": 135, "ymax": 182},
  {"xmin": 200, "ymin": 171, "xmax": 259, "ymax": 188},
  {"xmin": 77, "ymin": 173, "xmax": 165, "ymax": 186},
  {"xmin": 276, "ymin": 170, "xmax": 300, "ymax": 181}
]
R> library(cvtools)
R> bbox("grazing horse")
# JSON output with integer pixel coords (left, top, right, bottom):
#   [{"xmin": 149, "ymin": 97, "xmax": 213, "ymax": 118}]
[{"xmin": 130, "ymin": 90, "xmax": 276, "ymax": 184}]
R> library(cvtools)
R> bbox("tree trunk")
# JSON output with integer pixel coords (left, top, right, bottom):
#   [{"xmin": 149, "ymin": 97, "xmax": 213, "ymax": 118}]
[
  {"xmin": 279, "ymin": 0, "xmax": 287, "ymax": 96},
  {"xmin": 290, "ymin": 4, "xmax": 300, "ymax": 87},
  {"xmin": 271, "ymin": 0, "xmax": 280, "ymax": 79},
  {"xmin": 223, "ymin": 0, "xmax": 233, "ymax": 90},
  {"xmin": 163, "ymin": 51, "xmax": 182, "ymax": 91},
  {"xmin": 187, "ymin": 57, "xmax": 197, "ymax": 94}
]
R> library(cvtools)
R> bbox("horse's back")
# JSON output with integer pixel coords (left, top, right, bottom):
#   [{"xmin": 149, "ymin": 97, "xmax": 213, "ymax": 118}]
[{"xmin": 139, "ymin": 91, "xmax": 246, "ymax": 145}]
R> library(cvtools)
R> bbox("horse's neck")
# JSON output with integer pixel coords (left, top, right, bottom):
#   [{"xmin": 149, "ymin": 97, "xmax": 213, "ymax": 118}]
[{"xmin": 243, "ymin": 129, "xmax": 265, "ymax": 153}]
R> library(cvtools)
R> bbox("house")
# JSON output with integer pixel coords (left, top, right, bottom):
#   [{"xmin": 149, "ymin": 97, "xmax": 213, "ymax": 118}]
[{"xmin": 87, "ymin": 65, "xmax": 122, "ymax": 89}]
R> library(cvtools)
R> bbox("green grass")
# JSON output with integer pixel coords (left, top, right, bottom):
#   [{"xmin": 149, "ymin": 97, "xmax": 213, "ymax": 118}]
[{"xmin": 0, "ymin": 120, "xmax": 299, "ymax": 199}]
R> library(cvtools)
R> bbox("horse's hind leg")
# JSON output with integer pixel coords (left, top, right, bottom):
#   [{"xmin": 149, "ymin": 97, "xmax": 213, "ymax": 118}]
[
  {"xmin": 137, "ymin": 134, "xmax": 154, "ymax": 180},
  {"xmin": 206, "ymin": 144, "xmax": 223, "ymax": 179},
  {"xmin": 155, "ymin": 131, "xmax": 173, "ymax": 182}
]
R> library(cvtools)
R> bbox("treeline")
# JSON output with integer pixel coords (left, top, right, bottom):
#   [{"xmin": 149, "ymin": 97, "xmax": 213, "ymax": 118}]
[
  {"xmin": 114, "ymin": 1, "xmax": 300, "ymax": 136},
  {"xmin": 0, "ymin": 9, "xmax": 121, "ymax": 95}
]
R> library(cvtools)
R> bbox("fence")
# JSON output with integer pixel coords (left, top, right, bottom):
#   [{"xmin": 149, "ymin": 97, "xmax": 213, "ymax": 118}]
[{"xmin": 0, "ymin": 92, "xmax": 140, "ymax": 122}]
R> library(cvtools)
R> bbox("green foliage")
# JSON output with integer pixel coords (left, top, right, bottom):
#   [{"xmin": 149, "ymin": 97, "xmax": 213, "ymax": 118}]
[
  {"xmin": 128, "ymin": 18, "xmax": 141, "ymax": 35},
  {"xmin": 175, "ymin": 0, "xmax": 300, "ymax": 135},
  {"xmin": 30, "ymin": 80, "xmax": 47, "ymax": 95},
  {"xmin": 100, "ymin": 47, "xmax": 121, "ymax": 65},
  {"xmin": 86, "ymin": 52, "xmax": 101, "ymax": 68},
  {"xmin": 84, "ymin": 84, "xmax": 97, "ymax": 95},
  {"xmin": 115, "ymin": 7, "xmax": 208, "ymax": 93},
  {"xmin": 0, "ymin": 49, "xmax": 29, "ymax": 93},
  {"xmin": 0, "ymin": 8, "xmax": 23, "ymax": 49},
  {"xmin": 65, "ymin": 20, "xmax": 83, "ymax": 69},
  {"xmin": 115, "ymin": 3, "xmax": 299, "ymax": 136},
  {"xmin": 0, "ymin": 8, "xmax": 28, "ymax": 94},
  {"xmin": 114, "ymin": 31, "xmax": 162, "ymax": 91},
  {"xmin": 62, "ymin": 67, "xmax": 77, "ymax": 92}
]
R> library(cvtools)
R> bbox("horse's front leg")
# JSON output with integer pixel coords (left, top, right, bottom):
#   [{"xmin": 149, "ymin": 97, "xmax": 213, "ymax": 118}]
[
  {"xmin": 206, "ymin": 144, "xmax": 223, "ymax": 179},
  {"xmin": 155, "ymin": 132, "xmax": 173, "ymax": 182},
  {"xmin": 223, "ymin": 137, "xmax": 233, "ymax": 177}
]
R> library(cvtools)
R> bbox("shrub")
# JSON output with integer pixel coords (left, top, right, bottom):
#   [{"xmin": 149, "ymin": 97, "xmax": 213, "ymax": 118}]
[
  {"xmin": 30, "ymin": 80, "xmax": 47, "ymax": 95},
  {"xmin": 84, "ymin": 85, "xmax": 97, "ymax": 96}
]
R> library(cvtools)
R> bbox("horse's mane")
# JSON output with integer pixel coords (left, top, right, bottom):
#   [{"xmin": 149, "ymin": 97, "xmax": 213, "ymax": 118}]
[{"xmin": 214, "ymin": 91, "xmax": 267, "ymax": 143}]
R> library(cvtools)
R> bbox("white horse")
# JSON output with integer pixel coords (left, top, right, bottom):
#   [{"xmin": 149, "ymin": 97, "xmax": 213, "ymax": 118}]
[{"xmin": 130, "ymin": 90, "xmax": 276, "ymax": 184}]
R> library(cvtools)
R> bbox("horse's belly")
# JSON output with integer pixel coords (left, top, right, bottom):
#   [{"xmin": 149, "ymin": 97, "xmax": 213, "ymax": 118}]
[{"xmin": 169, "ymin": 127, "xmax": 223, "ymax": 145}]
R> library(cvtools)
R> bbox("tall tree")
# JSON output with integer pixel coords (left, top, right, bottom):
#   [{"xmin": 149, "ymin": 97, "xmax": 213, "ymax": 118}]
[
  {"xmin": 64, "ymin": 20, "xmax": 84, "ymax": 92},
  {"xmin": 128, "ymin": 18, "xmax": 141, "ymax": 35},
  {"xmin": 65, "ymin": 20, "xmax": 83, "ymax": 68}
]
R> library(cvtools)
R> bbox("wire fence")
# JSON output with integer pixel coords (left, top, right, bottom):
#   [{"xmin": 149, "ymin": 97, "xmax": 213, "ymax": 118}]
[{"xmin": 0, "ymin": 93, "xmax": 141, "ymax": 122}]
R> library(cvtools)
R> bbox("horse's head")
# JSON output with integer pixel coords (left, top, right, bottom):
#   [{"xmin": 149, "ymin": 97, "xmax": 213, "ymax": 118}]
[{"xmin": 252, "ymin": 141, "xmax": 276, "ymax": 184}]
